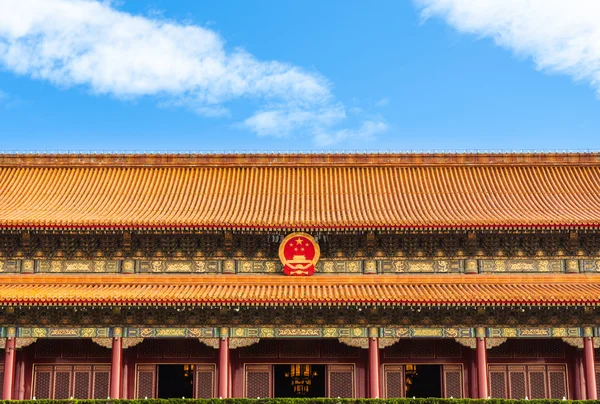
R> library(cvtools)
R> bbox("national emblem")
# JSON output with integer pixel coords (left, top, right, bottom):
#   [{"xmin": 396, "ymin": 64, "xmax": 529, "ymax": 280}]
[{"xmin": 278, "ymin": 232, "xmax": 320, "ymax": 276}]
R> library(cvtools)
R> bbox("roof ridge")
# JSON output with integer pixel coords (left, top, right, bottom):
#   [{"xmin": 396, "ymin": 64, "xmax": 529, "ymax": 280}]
[{"xmin": 1, "ymin": 152, "xmax": 600, "ymax": 167}]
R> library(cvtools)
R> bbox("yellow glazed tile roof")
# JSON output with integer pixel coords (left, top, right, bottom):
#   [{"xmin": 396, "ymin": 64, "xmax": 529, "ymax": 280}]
[
  {"xmin": 0, "ymin": 274, "xmax": 599, "ymax": 306},
  {"xmin": 1, "ymin": 152, "xmax": 600, "ymax": 230}
]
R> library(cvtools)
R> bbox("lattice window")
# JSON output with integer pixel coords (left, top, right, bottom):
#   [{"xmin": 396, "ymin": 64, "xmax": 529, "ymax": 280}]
[
  {"xmin": 73, "ymin": 367, "xmax": 91, "ymax": 398},
  {"xmin": 539, "ymin": 339, "xmax": 565, "ymax": 358},
  {"xmin": 164, "ymin": 340, "xmax": 189, "ymax": 358},
  {"xmin": 53, "ymin": 369, "xmax": 72, "ymax": 399},
  {"xmin": 548, "ymin": 366, "xmax": 567, "ymax": 399},
  {"xmin": 279, "ymin": 340, "xmax": 319, "ymax": 358},
  {"xmin": 190, "ymin": 341, "xmax": 216, "ymax": 358},
  {"xmin": 384, "ymin": 341, "xmax": 409, "ymax": 358},
  {"xmin": 410, "ymin": 339, "xmax": 435, "ymax": 358},
  {"xmin": 88, "ymin": 342, "xmax": 111, "ymax": 358},
  {"xmin": 328, "ymin": 365, "xmax": 354, "ymax": 398},
  {"xmin": 0, "ymin": 365, "xmax": 4, "ymax": 398},
  {"xmin": 489, "ymin": 366, "xmax": 508, "ymax": 399},
  {"xmin": 321, "ymin": 339, "xmax": 360, "ymax": 358},
  {"xmin": 514, "ymin": 340, "xmax": 538, "ymax": 358},
  {"xmin": 93, "ymin": 366, "xmax": 111, "ymax": 399},
  {"xmin": 239, "ymin": 339, "xmax": 278, "ymax": 358},
  {"xmin": 33, "ymin": 367, "xmax": 52, "ymax": 399},
  {"xmin": 489, "ymin": 364, "xmax": 568, "ymax": 400},
  {"xmin": 596, "ymin": 365, "xmax": 600, "ymax": 399},
  {"xmin": 195, "ymin": 365, "xmax": 215, "ymax": 398},
  {"xmin": 443, "ymin": 365, "xmax": 463, "ymax": 398},
  {"xmin": 437, "ymin": 340, "xmax": 462, "ymax": 358},
  {"xmin": 137, "ymin": 339, "xmax": 162, "ymax": 358},
  {"xmin": 63, "ymin": 340, "xmax": 88, "ymax": 358},
  {"xmin": 488, "ymin": 341, "xmax": 512, "ymax": 358},
  {"xmin": 35, "ymin": 339, "xmax": 62, "ymax": 358},
  {"xmin": 383, "ymin": 365, "xmax": 404, "ymax": 398},
  {"xmin": 245, "ymin": 365, "xmax": 272, "ymax": 398},
  {"xmin": 528, "ymin": 368, "xmax": 547, "ymax": 399},
  {"xmin": 509, "ymin": 366, "xmax": 527, "ymax": 399},
  {"xmin": 136, "ymin": 365, "xmax": 156, "ymax": 399}
]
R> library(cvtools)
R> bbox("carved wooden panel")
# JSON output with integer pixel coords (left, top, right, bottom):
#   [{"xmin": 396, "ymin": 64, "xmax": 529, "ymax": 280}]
[
  {"xmin": 92, "ymin": 366, "xmax": 111, "ymax": 399},
  {"xmin": 596, "ymin": 365, "xmax": 600, "ymax": 399},
  {"xmin": 539, "ymin": 339, "xmax": 565, "ymax": 358},
  {"xmin": 73, "ymin": 366, "xmax": 92, "ymax": 399},
  {"xmin": 137, "ymin": 340, "xmax": 162, "ymax": 358},
  {"xmin": 88, "ymin": 342, "xmax": 111, "ymax": 358},
  {"xmin": 190, "ymin": 341, "xmax": 216, "ymax": 358},
  {"xmin": 491, "ymin": 364, "xmax": 567, "ymax": 399},
  {"xmin": 239, "ymin": 339, "xmax": 278, "ymax": 358},
  {"xmin": 410, "ymin": 339, "xmax": 435, "ymax": 358},
  {"xmin": 514, "ymin": 340, "xmax": 538, "ymax": 358},
  {"xmin": 53, "ymin": 367, "xmax": 72, "ymax": 399},
  {"xmin": 0, "ymin": 365, "xmax": 4, "ymax": 398},
  {"xmin": 279, "ymin": 340, "xmax": 319, "ymax": 358},
  {"xmin": 489, "ymin": 365, "xmax": 508, "ymax": 399},
  {"xmin": 321, "ymin": 339, "xmax": 360, "ymax": 358},
  {"xmin": 384, "ymin": 341, "xmax": 409, "ymax": 358},
  {"xmin": 195, "ymin": 365, "xmax": 216, "ymax": 398},
  {"xmin": 383, "ymin": 365, "xmax": 404, "ymax": 398},
  {"xmin": 63, "ymin": 340, "xmax": 88, "ymax": 358},
  {"xmin": 509, "ymin": 366, "xmax": 527, "ymax": 399},
  {"xmin": 437, "ymin": 339, "xmax": 462, "ymax": 358},
  {"xmin": 328, "ymin": 364, "xmax": 354, "ymax": 398},
  {"xmin": 33, "ymin": 366, "xmax": 52, "ymax": 399},
  {"xmin": 136, "ymin": 365, "xmax": 156, "ymax": 399},
  {"xmin": 488, "ymin": 339, "xmax": 565, "ymax": 359},
  {"xmin": 164, "ymin": 340, "xmax": 188, "ymax": 358},
  {"xmin": 528, "ymin": 366, "xmax": 546, "ymax": 399},
  {"xmin": 35, "ymin": 339, "xmax": 62, "ymax": 358},
  {"xmin": 245, "ymin": 365, "xmax": 272, "ymax": 398},
  {"xmin": 442, "ymin": 365, "xmax": 463, "ymax": 398},
  {"xmin": 548, "ymin": 365, "xmax": 567, "ymax": 399},
  {"xmin": 32, "ymin": 364, "xmax": 110, "ymax": 400}
]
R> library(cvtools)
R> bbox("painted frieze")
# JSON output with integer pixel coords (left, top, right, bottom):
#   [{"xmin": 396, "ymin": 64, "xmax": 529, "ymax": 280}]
[
  {"xmin": 380, "ymin": 260, "xmax": 463, "ymax": 273},
  {"xmin": 479, "ymin": 259, "xmax": 564, "ymax": 273},
  {"xmin": 137, "ymin": 260, "xmax": 220, "ymax": 273}
]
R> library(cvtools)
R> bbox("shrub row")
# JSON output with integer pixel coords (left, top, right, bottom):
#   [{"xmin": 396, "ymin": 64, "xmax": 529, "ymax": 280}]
[{"xmin": 0, "ymin": 399, "xmax": 592, "ymax": 404}]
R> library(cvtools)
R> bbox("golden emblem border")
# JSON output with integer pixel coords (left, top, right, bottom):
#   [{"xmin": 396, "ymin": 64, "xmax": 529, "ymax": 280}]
[{"xmin": 278, "ymin": 232, "xmax": 321, "ymax": 270}]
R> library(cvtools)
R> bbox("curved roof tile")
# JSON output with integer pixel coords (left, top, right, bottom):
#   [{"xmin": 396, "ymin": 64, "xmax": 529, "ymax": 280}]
[{"xmin": 1, "ymin": 153, "xmax": 600, "ymax": 230}]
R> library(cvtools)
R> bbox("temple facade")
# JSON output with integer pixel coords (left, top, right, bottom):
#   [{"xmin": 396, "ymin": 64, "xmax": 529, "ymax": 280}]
[{"xmin": 1, "ymin": 152, "xmax": 600, "ymax": 400}]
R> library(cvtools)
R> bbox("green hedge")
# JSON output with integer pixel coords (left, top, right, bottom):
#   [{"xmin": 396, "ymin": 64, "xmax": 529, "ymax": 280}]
[{"xmin": 0, "ymin": 399, "xmax": 594, "ymax": 404}]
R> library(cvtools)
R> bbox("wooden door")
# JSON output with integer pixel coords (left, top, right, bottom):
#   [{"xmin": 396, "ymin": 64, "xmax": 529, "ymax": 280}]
[
  {"xmin": 245, "ymin": 364, "xmax": 272, "ymax": 398},
  {"xmin": 194, "ymin": 364, "xmax": 216, "ymax": 398},
  {"xmin": 327, "ymin": 364, "xmax": 354, "ymax": 398},
  {"xmin": 489, "ymin": 365, "xmax": 508, "ymax": 398},
  {"xmin": 0, "ymin": 364, "xmax": 4, "ymax": 398},
  {"xmin": 383, "ymin": 365, "xmax": 404, "ymax": 398},
  {"xmin": 442, "ymin": 364, "xmax": 463, "ymax": 398},
  {"xmin": 136, "ymin": 364, "xmax": 156, "ymax": 399}
]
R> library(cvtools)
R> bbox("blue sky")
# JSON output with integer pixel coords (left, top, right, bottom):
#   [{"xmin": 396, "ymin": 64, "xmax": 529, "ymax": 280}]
[{"xmin": 1, "ymin": 0, "xmax": 600, "ymax": 152}]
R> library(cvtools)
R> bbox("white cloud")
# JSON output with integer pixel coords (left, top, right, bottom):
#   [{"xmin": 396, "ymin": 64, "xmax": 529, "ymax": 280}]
[
  {"xmin": 375, "ymin": 97, "xmax": 390, "ymax": 107},
  {"xmin": 242, "ymin": 104, "xmax": 346, "ymax": 138},
  {"xmin": 415, "ymin": 0, "xmax": 600, "ymax": 95},
  {"xmin": 0, "ymin": 0, "xmax": 385, "ymax": 144},
  {"xmin": 313, "ymin": 120, "xmax": 388, "ymax": 147}
]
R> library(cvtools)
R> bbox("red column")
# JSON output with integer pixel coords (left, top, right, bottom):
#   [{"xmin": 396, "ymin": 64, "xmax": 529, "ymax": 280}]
[
  {"xmin": 218, "ymin": 328, "xmax": 230, "ymax": 398},
  {"xmin": 18, "ymin": 357, "xmax": 25, "ymax": 401},
  {"xmin": 368, "ymin": 336, "xmax": 380, "ymax": 398},
  {"xmin": 2, "ymin": 337, "xmax": 16, "ymax": 400},
  {"xmin": 584, "ymin": 336, "xmax": 597, "ymax": 400},
  {"xmin": 110, "ymin": 337, "xmax": 123, "ymax": 399},
  {"xmin": 476, "ymin": 335, "xmax": 488, "ymax": 398}
]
